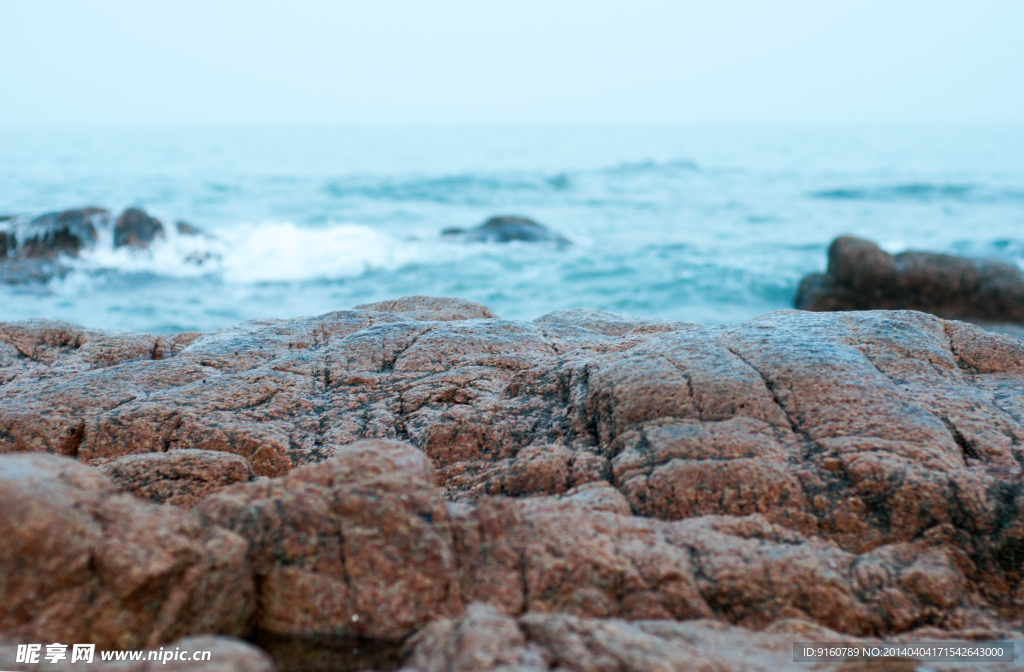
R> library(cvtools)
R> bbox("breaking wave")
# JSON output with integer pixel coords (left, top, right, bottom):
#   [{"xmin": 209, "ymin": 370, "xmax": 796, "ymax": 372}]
[{"xmin": 71, "ymin": 221, "xmax": 437, "ymax": 284}]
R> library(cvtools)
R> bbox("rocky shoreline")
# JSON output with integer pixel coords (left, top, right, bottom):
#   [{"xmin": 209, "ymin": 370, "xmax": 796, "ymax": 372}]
[{"xmin": 2, "ymin": 296, "xmax": 1024, "ymax": 670}]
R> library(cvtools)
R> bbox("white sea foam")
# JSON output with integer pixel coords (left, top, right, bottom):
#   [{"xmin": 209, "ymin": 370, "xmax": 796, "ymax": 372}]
[{"xmin": 70, "ymin": 221, "xmax": 434, "ymax": 284}]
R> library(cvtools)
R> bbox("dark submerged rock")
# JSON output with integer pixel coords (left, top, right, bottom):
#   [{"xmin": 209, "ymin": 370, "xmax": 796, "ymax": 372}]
[
  {"xmin": 114, "ymin": 208, "xmax": 165, "ymax": 249},
  {"xmin": 0, "ymin": 230, "xmax": 14, "ymax": 260},
  {"xmin": 17, "ymin": 207, "xmax": 107, "ymax": 258},
  {"xmin": 442, "ymin": 215, "xmax": 571, "ymax": 245},
  {"xmin": 176, "ymin": 220, "xmax": 203, "ymax": 236},
  {"xmin": 796, "ymin": 236, "xmax": 1024, "ymax": 324}
]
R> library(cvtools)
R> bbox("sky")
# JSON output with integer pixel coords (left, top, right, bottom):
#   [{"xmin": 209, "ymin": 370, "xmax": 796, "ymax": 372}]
[{"xmin": 1, "ymin": 0, "xmax": 1022, "ymax": 126}]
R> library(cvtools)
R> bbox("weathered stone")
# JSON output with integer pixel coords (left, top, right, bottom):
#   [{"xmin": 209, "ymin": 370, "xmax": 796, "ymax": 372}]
[
  {"xmin": 114, "ymin": 208, "xmax": 165, "ymax": 250},
  {"xmin": 400, "ymin": 603, "xmax": 1024, "ymax": 672},
  {"xmin": 355, "ymin": 295, "xmax": 497, "ymax": 321},
  {"xmin": 196, "ymin": 440, "xmax": 462, "ymax": 639},
  {"xmin": 99, "ymin": 450, "xmax": 256, "ymax": 509},
  {"xmin": 3, "ymin": 302, "xmax": 1024, "ymax": 630},
  {"xmin": 0, "ymin": 454, "xmax": 255, "ymax": 649},
  {"xmin": 442, "ymin": 216, "xmax": 571, "ymax": 245},
  {"xmin": 0, "ymin": 635, "xmax": 276, "ymax": 672},
  {"xmin": 796, "ymin": 236, "xmax": 1024, "ymax": 324}
]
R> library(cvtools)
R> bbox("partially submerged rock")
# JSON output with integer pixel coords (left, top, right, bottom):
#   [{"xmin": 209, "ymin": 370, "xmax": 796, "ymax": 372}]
[
  {"xmin": 114, "ymin": 208, "xmax": 166, "ymax": 250},
  {"xmin": 442, "ymin": 216, "xmax": 571, "ymax": 245},
  {"xmin": 14, "ymin": 207, "xmax": 107, "ymax": 259},
  {"xmin": 0, "ymin": 454, "xmax": 255, "ymax": 649},
  {"xmin": 796, "ymin": 236, "xmax": 1024, "ymax": 324}
]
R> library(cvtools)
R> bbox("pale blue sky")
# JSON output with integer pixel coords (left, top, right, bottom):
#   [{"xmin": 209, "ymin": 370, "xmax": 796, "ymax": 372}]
[{"xmin": 1, "ymin": 0, "xmax": 1021, "ymax": 125}]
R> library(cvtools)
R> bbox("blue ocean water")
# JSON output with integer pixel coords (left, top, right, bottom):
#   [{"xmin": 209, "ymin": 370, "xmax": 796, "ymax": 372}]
[{"xmin": 1, "ymin": 124, "xmax": 1022, "ymax": 334}]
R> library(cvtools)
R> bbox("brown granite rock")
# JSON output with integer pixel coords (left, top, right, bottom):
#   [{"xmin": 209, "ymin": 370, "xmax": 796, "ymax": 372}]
[
  {"xmin": 99, "ymin": 450, "xmax": 256, "ymax": 508},
  {"xmin": 3, "ymin": 300, "xmax": 1024, "ymax": 631},
  {"xmin": 355, "ymin": 295, "xmax": 497, "ymax": 321},
  {"xmin": 195, "ymin": 439, "xmax": 991, "ymax": 639},
  {"xmin": 400, "ymin": 603, "xmax": 1024, "ymax": 672},
  {"xmin": 196, "ymin": 439, "xmax": 462, "ymax": 639},
  {"xmin": 796, "ymin": 236, "xmax": 1024, "ymax": 324},
  {"xmin": 0, "ymin": 454, "xmax": 255, "ymax": 649},
  {"xmin": 0, "ymin": 635, "xmax": 276, "ymax": 672}
]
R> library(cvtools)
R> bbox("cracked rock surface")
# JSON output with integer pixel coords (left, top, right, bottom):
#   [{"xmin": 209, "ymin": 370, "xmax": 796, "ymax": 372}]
[{"xmin": 2, "ymin": 296, "xmax": 1024, "ymax": 669}]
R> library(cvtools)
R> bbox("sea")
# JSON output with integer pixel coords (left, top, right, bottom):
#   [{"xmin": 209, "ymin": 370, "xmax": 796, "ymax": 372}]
[{"xmin": 1, "ymin": 124, "xmax": 1023, "ymax": 334}]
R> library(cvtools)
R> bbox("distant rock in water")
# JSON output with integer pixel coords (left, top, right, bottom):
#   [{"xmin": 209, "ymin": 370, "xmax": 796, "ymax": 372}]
[
  {"xmin": 114, "ymin": 207, "xmax": 165, "ymax": 249},
  {"xmin": 176, "ymin": 220, "xmax": 203, "ymax": 236},
  {"xmin": 796, "ymin": 236, "xmax": 1024, "ymax": 324},
  {"xmin": 0, "ymin": 231, "xmax": 13, "ymax": 260},
  {"xmin": 442, "ymin": 215, "xmax": 571, "ymax": 245},
  {"xmin": 17, "ymin": 206, "xmax": 107, "ymax": 258}
]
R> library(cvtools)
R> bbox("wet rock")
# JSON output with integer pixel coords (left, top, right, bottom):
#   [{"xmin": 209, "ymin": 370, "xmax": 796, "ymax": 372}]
[
  {"xmin": 0, "ymin": 230, "xmax": 14, "ymax": 260},
  {"xmin": 176, "ymin": 220, "xmax": 203, "ymax": 236},
  {"xmin": 0, "ymin": 259, "xmax": 68, "ymax": 285},
  {"xmin": 0, "ymin": 454, "xmax": 255, "ymax": 649},
  {"xmin": 796, "ymin": 236, "xmax": 1024, "ymax": 324},
  {"xmin": 355, "ymin": 295, "xmax": 498, "ymax": 321},
  {"xmin": 114, "ymin": 208, "xmax": 165, "ymax": 250},
  {"xmin": 99, "ymin": 450, "xmax": 256, "ymax": 509},
  {"xmin": 0, "ymin": 635, "xmax": 276, "ymax": 672},
  {"xmin": 16, "ymin": 207, "xmax": 107, "ymax": 258},
  {"xmin": 442, "ymin": 216, "xmax": 571, "ymax": 245}
]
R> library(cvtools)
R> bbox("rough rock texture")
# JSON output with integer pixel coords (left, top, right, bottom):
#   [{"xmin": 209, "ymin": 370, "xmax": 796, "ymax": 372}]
[
  {"xmin": 196, "ymin": 440, "xmax": 463, "ymax": 639},
  {"xmin": 4, "ymin": 298, "xmax": 1024, "ymax": 666},
  {"xmin": 442, "ymin": 216, "xmax": 571, "ymax": 245},
  {"xmin": 99, "ymin": 450, "xmax": 256, "ymax": 508},
  {"xmin": 0, "ymin": 454, "xmax": 255, "ymax": 649},
  {"xmin": 796, "ymin": 236, "xmax": 1024, "ymax": 324},
  {"xmin": 114, "ymin": 208, "xmax": 166, "ymax": 250},
  {"xmin": 400, "ymin": 603, "xmax": 1024, "ymax": 672},
  {"xmin": 0, "ymin": 636, "xmax": 276, "ymax": 672},
  {"xmin": 15, "ymin": 207, "xmax": 107, "ymax": 258},
  {"xmin": 356, "ymin": 295, "xmax": 498, "ymax": 321},
  {"xmin": 198, "ymin": 440, "xmax": 1005, "ymax": 640}
]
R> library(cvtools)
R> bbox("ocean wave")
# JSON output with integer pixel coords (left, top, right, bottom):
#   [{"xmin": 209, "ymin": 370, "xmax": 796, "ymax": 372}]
[
  {"xmin": 810, "ymin": 183, "xmax": 1024, "ymax": 203},
  {"xmin": 321, "ymin": 159, "xmax": 699, "ymax": 205},
  {"xmin": 70, "ymin": 221, "xmax": 435, "ymax": 284}
]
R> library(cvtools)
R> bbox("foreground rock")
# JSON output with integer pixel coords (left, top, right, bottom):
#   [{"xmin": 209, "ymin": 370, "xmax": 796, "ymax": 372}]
[
  {"xmin": 0, "ymin": 454, "xmax": 255, "ymax": 649},
  {"xmin": 99, "ymin": 450, "xmax": 256, "ymax": 508},
  {"xmin": 401, "ymin": 603, "xmax": 1023, "ymax": 672},
  {"xmin": 356, "ymin": 295, "xmax": 497, "ymax": 321},
  {"xmin": 0, "ymin": 636, "xmax": 275, "ymax": 672},
  {"xmin": 3, "ymin": 297, "xmax": 1024, "ymax": 651},
  {"xmin": 796, "ymin": 236, "xmax": 1024, "ymax": 324},
  {"xmin": 442, "ymin": 216, "xmax": 571, "ymax": 245},
  {"xmin": 197, "ymin": 440, "xmax": 1000, "ymax": 640}
]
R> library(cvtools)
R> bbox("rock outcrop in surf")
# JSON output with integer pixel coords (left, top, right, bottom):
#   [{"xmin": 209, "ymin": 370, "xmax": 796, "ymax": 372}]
[
  {"xmin": 442, "ymin": 215, "xmax": 571, "ymax": 245},
  {"xmin": 796, "ymin": 236, "xmax": 1024, "ymax": 326}
]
